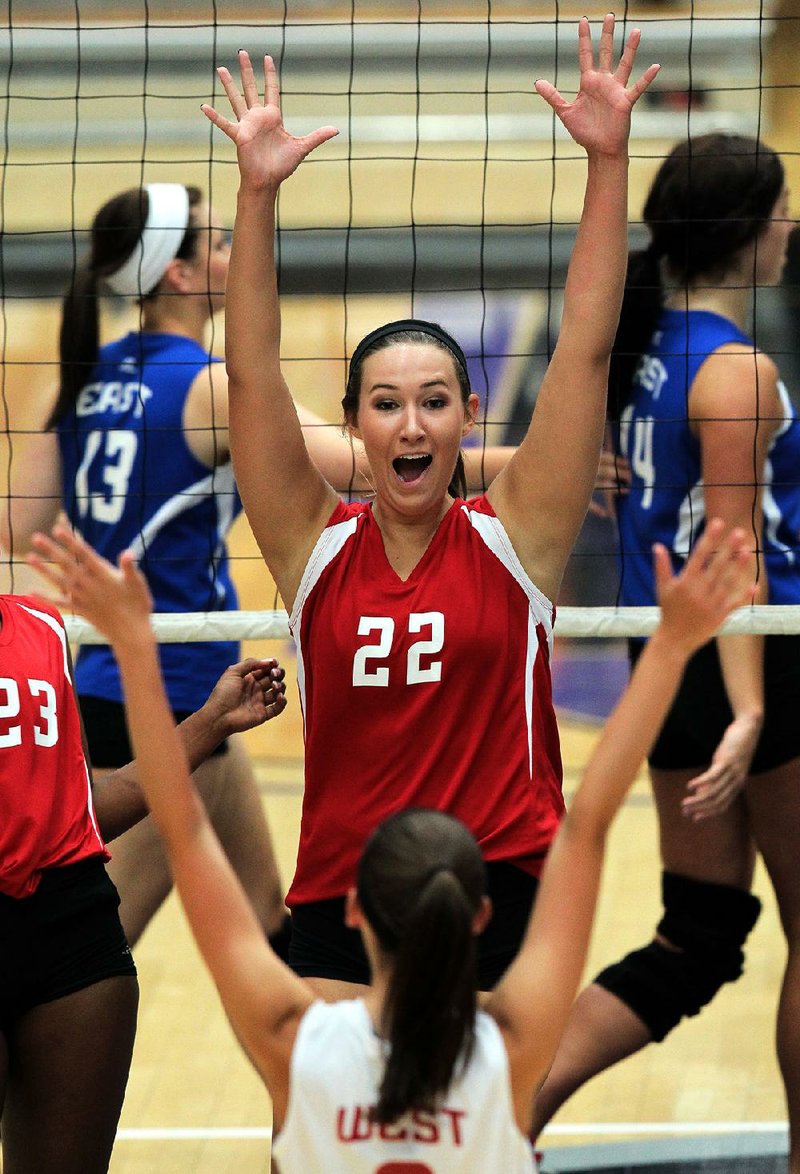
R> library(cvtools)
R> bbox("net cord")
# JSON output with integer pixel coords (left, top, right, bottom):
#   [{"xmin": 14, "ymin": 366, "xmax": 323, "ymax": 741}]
[{"xmin": 62, "ymin": 603, "xmax": 800, "ymax": 645}]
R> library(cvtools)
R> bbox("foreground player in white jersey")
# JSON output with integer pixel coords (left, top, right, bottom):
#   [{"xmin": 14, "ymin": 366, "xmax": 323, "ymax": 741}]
[
  {"xmin": 200, "ymin": 17, "xmax": 660, "ymax": 999},
  {"xmin": 28, "ymin": 516, "xmax": 753, "ymax": 1171}
]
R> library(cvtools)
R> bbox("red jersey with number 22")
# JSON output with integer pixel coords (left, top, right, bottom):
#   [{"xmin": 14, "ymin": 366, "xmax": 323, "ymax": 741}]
[
  {"xmin": 287, "ymin": 496, "xmax": 564, "ymax": 906},
  {"xmin": 0, "ymin": 595, "xmax": 108, "ymax": 898}
]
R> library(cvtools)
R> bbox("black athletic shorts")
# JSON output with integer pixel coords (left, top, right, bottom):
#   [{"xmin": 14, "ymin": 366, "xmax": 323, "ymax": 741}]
[
  {"xmin": 289, "ymin": 860, "xmax": 539, "ymax": 991},
  {"xmin": 79, "ymin": 694, "xmax": 228, "ymax": 768},
  {"xmin": 0, "ymin": 857, "xmax": 137, "ymax": 1033},
  {"xmin": 630, "ymin": 634, "xmax": 800, "ymax": 774}
]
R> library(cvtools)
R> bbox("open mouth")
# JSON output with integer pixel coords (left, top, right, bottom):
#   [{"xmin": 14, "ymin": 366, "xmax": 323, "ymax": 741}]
[{"xmin": 393, "ymin": 454, "xmax": 433, "ymax": 483}]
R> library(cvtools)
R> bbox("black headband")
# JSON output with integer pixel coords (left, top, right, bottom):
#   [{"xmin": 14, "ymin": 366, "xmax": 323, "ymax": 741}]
[{"xmin": 348, "ymin": 318, "xmax": 470, "ymax": 383}]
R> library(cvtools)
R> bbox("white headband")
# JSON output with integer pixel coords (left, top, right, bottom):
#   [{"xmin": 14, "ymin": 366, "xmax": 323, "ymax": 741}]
[{"xmin": 105, "ymin": 183, "xmax": 191, "ymax": 297}]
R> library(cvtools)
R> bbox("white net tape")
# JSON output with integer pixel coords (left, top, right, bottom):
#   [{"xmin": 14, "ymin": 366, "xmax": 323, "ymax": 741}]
[{"xmin": 62, "ymin": 605, "xmax": 800, "ymax": 645}]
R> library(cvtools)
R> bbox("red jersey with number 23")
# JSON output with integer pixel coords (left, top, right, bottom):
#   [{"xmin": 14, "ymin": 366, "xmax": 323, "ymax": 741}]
[
  {"xmin": 0, "ymin": 595, "xmax": 108, "ymax": 898},
  {"xmin": 287, "ymin": 496, "xmax": 564, "ymax": 907}
]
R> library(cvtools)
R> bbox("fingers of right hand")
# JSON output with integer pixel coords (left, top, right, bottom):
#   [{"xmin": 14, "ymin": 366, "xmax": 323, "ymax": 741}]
[{"xmin": 215, "ymin": 64, "xmax": 249, "ymax": 121}]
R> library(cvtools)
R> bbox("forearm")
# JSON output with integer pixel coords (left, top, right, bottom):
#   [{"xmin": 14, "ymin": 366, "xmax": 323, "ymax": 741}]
[
  {"xmin": 226, "ymin": 183, "xmax": 280, "ymax": 385},
  {"xmin": 93, "ymin": 683, "xmax": 233, "ymax": 842},
  {"xmin": 717, "ymin": 632, "xmax": 764, "ymax": 725},
  {"xmin": 716, "ymin": 541, "xmax": 766, "ymax": 722},
  {"xmin": 1, "ymin": 431, "xmax": 63, "ymax": 555},
  {"xmin": 226, "ymin": 187, "xmax": 308, "ymax": 461},
  {"xmin": 111, "ymin": 633, "xmax": 204, "ymax": 849},
  {"xmin": 299, "ymin": 406, "xmax": 372, "ymax": 493},
  {"xmin": 560, "ymin": 152, "xmax": 630, "ymax": 359},
  {"xmin": 570, "ymin": 628, "xmax": 688, "ymax": 830}
]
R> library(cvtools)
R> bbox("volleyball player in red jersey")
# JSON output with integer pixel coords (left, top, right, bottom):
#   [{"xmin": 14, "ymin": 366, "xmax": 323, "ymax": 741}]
[
  {"xmin": 201, "ymin": 15, "xmax": 660, "ymax": 1000},
  {"xmin": 0, "ymin": 583, "xmax": 285, "ymax": 1174}
]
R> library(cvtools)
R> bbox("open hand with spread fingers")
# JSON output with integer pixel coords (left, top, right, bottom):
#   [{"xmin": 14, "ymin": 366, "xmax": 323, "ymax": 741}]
[
  {"xmin": 653, "ymin": 517, "xmax": 756, "ymax": 658},
  {"xmin": 28, "ymin": 517, "xmax": 155, "ymax": 650},
  {"xmin": 535, "ymin": 13, "xmax": 660, "ymax": 157},
  {"xmin": 201, "ymin": 51, "xmax": 339, "ymax": 191}
]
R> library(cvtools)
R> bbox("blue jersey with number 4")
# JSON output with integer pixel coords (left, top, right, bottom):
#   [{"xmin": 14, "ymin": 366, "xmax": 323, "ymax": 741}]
[
  {"xmin": 615, "ymin": 308, "xmax": 800, "ymax": 608},
  {"xmin": 57, "ymin": 331, "xmax": 241, "ymax": 710}
]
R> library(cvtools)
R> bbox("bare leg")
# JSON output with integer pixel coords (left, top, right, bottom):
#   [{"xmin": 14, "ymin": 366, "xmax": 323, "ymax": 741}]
[
  {"xmin": 530, "ymin": 983, "xmax": 652, "ymax": 1133},
  {"xmin": 106, "ymin": 735, "xmax": 285, "ymax": 945},
  {"xmin": 2, "ymin": 976, "xmax": 139, "ymax": 1174},
  {"xmin": 532, "ymin": 766, "xmax": 753, "ymax": 1139},
  {"xmin": 746, "ymin": 757, "xmax": 800, "ymax": 1174}
]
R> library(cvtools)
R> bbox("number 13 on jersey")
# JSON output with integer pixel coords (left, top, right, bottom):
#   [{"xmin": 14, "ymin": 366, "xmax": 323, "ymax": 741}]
[{"xmin": 352, "ymin": 612, "xmax": 445, "ymax": 687}]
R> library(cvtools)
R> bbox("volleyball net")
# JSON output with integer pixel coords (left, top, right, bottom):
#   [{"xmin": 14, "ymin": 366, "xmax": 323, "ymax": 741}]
[{"xmin": 2, "ymin": 0, "xmax": 797, "ymax": 644}]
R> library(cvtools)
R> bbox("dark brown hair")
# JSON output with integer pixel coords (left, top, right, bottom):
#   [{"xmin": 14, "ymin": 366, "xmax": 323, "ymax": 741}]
[
  {"xmin": 609, "ymin": 133, "xmax": 784, "ymax": 419},
  {"xmin": 49, "ymin": 185, "xmax": 202, "ymax": 428},
  {"xmin": 357, "ymin": 808, "xmax": 486, "ymax": 1125}
]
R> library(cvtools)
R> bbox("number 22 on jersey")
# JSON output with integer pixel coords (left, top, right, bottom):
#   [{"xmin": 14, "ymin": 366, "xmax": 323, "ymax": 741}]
[{"xmin": 353, "ymin": 612, "xmax": 445, "ymax": 687}]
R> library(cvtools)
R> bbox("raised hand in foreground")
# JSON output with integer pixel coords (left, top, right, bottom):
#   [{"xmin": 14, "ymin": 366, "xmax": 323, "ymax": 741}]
[
  {"xmin": 201, "ymin": 50, "xmax": 338, "ymax": 192},
  {"xmin": 27, "ymin": 518, "xmax": 287, "ymax": 724},
  {"xmin": 534, "ymin": 13, "xmax": 660, "ymax": 157}
]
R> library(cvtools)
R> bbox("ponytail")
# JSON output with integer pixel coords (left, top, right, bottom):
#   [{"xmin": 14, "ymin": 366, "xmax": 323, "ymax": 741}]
[
  {"xmin": 356, "ymin": 808, "xmax": 486, "ymax": 1126},
  {"xmin": 608, "ymin": 245, "xmax": 663, "ymax": 421},
  {"xmin": 372, "ymin": 869, "xmax": 477, "ymax": 1124},
  {"xmin": 48, "ymin": 263, "xmax": 100, "ymax": 429}
]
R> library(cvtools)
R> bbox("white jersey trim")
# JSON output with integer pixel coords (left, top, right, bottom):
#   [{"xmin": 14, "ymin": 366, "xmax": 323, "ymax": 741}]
[
  {"xmin": 674, "ymin": 379, "xmax": 797, "ymax": 570},
  {"xmin": 763, "ymin": 380, "xmax": 797, "ymax": 566},
  {"xmin": 17, "ymin": 602, "xmax": 104, "ymax": 848},
  {"xmin": 289, "ymin": 514, "xmax": 360, "ymax": 733},
  {"xmin": 460, "ymin": 505, "xmax": 554, "ymax": 643},
  {"xmin": 463, "ymin": 506, "xmax": 554, "ymax": 778},
  {"xmin": 122, "ymin": 463, "xmax": 236, "ymax": 606},
  {"xmin": 19, "ymin": 603, "xmax": 72, "ymax": 685}
]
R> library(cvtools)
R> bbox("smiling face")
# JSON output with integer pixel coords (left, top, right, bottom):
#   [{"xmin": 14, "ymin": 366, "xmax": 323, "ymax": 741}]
[{"xmin": 347, "ymin": 341, "xmax": 478, "ymax": 515}]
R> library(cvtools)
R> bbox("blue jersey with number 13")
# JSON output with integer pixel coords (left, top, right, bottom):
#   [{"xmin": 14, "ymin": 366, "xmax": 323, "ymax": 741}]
[{"xmin": 57, "ymin": 331, "xmax": 241, "ymax": 710}]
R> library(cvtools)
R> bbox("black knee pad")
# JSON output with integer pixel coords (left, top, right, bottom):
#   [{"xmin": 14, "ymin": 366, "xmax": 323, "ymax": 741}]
[{"xmin": 595, "ymin": 871, "xmax": 761, "ymax": 1042}]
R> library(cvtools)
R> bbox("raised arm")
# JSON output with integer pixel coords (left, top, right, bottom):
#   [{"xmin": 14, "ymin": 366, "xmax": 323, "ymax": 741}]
[
  {"xmin": 485, "ymin": 519, "xmax": 754, "ymax": 1129},
  {"xmin": 28, "ymin": 524, "xmax": 313, "ymax": 1123},
  {"xmin": 202, "ymin": 53, "xmax": 340, "ymax": 609},
  {"xmin": 487, "ymin": 15, "xmax": 659, "ymax": 602}
]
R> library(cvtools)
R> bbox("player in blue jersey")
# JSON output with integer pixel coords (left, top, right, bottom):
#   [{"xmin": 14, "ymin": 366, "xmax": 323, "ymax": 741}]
[
  {"xmin": 0, "ymin": 182, "xmax": 301, "ymax": 951},
  {"xmin": 532, "ymin": 133, "xmax": 800, "ymax": 1173}
]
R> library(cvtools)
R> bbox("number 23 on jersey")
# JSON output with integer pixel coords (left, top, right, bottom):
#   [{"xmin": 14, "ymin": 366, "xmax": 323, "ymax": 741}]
[{"xmin": 0, "ymin": 677, "xmax": 59, "ymax": 747}]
